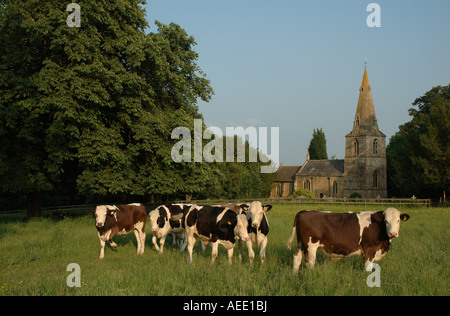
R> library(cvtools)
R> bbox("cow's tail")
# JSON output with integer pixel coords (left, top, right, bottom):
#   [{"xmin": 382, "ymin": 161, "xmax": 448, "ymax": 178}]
[{"xmin": 286, "ymin": 212, "xmax": 301, "ymax": 250}]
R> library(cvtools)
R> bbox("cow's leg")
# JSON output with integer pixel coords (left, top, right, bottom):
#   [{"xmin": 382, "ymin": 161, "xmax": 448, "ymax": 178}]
[
  {"xmin": 109, "ymin": 239, "xmax": 117, "ymax": 248},
  {"xmin": 247, "ymin": 240, "xmax": 255, "ymax": 264},
  {"xmin": 227, "ymin": 247, "xmax": 234, "ymax": 265},
  {"xmin": 134, "ymin": 229, "xmax": 143, "ymax": 255},
  {"xmin": 158, "ymin": 234, "xmax": 168, "ymax": 254},
  {"xmin": 152, "ymin": 235, "xmax": 160, "ymax": 252},
  {"xmin": 292, "ymin": 245, "xmax": 303, "ymax": 274},
  {"xmin": 187, "ymin": 235, "xmax": 196, "ymax": 263},
  {"xmin": 140, "ymin": 230, "xmax": 146, "ymax": 255},
  {"xmin": 259, "ymin": 236, "xmax": 268, "ymax": 264},
  {"xmin": 237, "ymin": 240, "xmax": 243, "ymax": 261},
  {"xmin": 179, "ymin": 232, "xmax": 187, "ymax": 252},
  {"xmin": 211, "ymin": 242, "xmax": 219, "ymax": 264},
  {"xmin": 98, "ymin": 235, "xmax": 106, "ymax": 260},
  {"xmin": 305, "ymin": 238, "xmax": 320, "ymax": 269}
]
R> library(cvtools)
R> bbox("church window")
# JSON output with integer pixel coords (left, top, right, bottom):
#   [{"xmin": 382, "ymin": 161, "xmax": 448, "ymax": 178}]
[
  {"xmin": 373, "ymin": 171, "xmax": 378, "ymax": 188},
  {"xmin": 304, "ymin": 179, "xmax": 311, "ymax": 191},
  {"xmin": 332, "ymin": 181, "xmax": 338, "ymax": 196},
  {"xmin": 354, "ymin": 139, "xmax": 359, "ymax": 155},
  {"xmin": 373, "ymin": 139, "xmax": 378, "ymax": 154},
  {"xmin": 355, "ymin": 116, "xmax": 360, "ymax": 127}
]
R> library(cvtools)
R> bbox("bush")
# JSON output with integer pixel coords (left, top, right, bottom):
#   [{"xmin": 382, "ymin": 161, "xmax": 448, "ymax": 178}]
[
  {"xmin": 289, "ymin": 188, "xmax": 315, "ymax": 199},
  {"xmin": 350, "ymin": 192, "xmax": 362, "ymax": 199}
]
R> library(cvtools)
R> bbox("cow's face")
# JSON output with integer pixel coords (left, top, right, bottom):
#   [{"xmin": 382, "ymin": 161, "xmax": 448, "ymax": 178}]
[
  {"xmin": 95, "ymin": 205, "xmax": 117, "ymax": 228},
  {"xmin": 246, "ymin": 201, "xmax": 272, "ymax": 229},
  {"xmin": 234, "ymin": 214, "xmax": 250, "ymax": 242},
  {"xmin": 149, "ymin": 207, "xmax": 170, "ymax": 238},
  {"xmin": 383, "ymin": 208, "xmax": 410, "ymax": 238}
]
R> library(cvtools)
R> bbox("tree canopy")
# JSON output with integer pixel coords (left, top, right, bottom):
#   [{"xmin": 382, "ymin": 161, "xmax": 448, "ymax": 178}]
[
  {"xmin": 387, "ymin": 84, "xmax": 449, "ymax": 199},
  {"xmin": 0, "ymin": 0, "xmax": 275, "ymax": 216}
]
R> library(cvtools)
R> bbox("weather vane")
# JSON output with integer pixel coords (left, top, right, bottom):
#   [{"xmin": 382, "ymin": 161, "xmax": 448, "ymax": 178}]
[{"xmin": 364, "ymin": 58, "xmax": 368, "ymax": 67}]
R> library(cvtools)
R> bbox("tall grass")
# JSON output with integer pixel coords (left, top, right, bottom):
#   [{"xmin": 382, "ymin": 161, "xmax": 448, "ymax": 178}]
[{"xmin": 0, "ymin": 204, "xmax": 448, "ymax": 296}]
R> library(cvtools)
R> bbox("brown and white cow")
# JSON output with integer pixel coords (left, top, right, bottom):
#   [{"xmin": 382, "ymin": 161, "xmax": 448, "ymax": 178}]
[
  {"xmin": 95, "ymin": 203, "xmax": 147, "ymax": 259},
  {"xmin": 286, "ymin": 207, "xmax": 410, "ymax": 273},
  {"xmin": 185, "ymin": 205, "xmax": 250, "ymax": 264}
]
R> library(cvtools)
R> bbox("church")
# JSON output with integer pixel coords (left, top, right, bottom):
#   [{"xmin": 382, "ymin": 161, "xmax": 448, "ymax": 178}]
[{"xmin": 271, "ymin": 66, "xmax": 387, "ymax": 199}]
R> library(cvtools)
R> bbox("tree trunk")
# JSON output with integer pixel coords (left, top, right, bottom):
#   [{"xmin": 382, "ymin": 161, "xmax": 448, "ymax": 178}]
[{"xmin": 27, "ymin": 192, "xmax": 42, "ymax": 219}]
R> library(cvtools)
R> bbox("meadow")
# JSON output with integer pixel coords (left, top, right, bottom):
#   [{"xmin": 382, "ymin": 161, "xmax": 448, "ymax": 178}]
[{"xmin": 0, "ymin": 204, "xmax": 448, "ymax": 296}]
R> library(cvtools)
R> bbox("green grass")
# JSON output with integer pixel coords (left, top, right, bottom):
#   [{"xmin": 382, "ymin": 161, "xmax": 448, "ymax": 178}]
[{"xmin": 0, "ymin": 204, "xmax": 448, "ymax": 296}]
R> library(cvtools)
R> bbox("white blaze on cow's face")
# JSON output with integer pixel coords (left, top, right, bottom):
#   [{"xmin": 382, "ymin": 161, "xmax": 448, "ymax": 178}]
[
  {"xmin": 95, "ymin": 205, "xmax": 108, "ymax": 227},
  {"xmin": 235, "ymin": 214, "xmax": 250, "ymax": 242},
  {"xmin": 149, "ymin": 207, "xmax": 171, "ymax": 238},
  {"xmin": 247, "ymin": 201, "xmax": 272, "ymax": 228},
  {"xmin": 383, "ymin": 207, "xmax": 410, "ymax": 238}
]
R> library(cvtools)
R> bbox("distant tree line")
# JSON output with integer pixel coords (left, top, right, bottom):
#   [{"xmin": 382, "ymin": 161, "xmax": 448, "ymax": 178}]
[{"xmin": 0, "ymin": 1, "xmax": 275, "ymax": 217}]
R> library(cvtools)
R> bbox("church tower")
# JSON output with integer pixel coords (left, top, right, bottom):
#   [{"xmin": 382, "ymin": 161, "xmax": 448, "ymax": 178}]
[{"xmin": 344, "ymin": 66, "xmax": 387, "ymax": 198}]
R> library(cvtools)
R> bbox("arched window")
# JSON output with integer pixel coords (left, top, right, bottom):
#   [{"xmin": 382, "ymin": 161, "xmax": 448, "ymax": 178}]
[
  {"xmin": 373, "ymin": 171, "xmax": 378, "ymax": 188},
  {"xmin": 332, "ymin": 181, "xmax": 338, "ymax": 196},
  {"xmin": 355, "ymin": 116, "xmax": 360, "ymax": 127},
  {"xmin": 304, "ymin": 179, "xmax": 311, "ymax": 191},
  {"xmin": 354, "ymin": 139, "xmax": 359, "ymax": 155},
  {"xmin": 373, "ymin": 139, "xmax": 378, "ymax": 155}
]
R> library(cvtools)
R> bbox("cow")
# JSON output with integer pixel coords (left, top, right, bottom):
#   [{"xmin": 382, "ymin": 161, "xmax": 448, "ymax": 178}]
[
  {"xmin": 94, "ymin": 203, "xmax": 147, "ymax": 259},
  {"xmin": 185, "ymin": 205, "xmax": 250, "ymax": 264},
  {"xmin": 286, "ymin": 207, "xmax": 410, "ymax": 273},
  {"xmin": 241, "ymin": 201, "xmax": 272, "ymax": 263},
  {"xmin": 148, "ymin": 204, "xmax": 192, "ymax": 253}
]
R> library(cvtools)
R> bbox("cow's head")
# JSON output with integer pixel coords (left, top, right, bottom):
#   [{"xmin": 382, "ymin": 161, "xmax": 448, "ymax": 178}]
[
  {"xmin": 244, "ymin": 201, "xmax": 272, "ymax": 229},
  {"xmin": 234, "ymin": 214, "xmax": 250, "ymax": 242},
  {"xmin": 95, "ymin": 205, "xmax": 118, "ymax": 228},
  {"xmin": 375, "ymin": 207, "xmax": 410, "ymax": 239},
  {"xmin": 149, "ymin": 206, "xmax": 170, "ymax": 238}
]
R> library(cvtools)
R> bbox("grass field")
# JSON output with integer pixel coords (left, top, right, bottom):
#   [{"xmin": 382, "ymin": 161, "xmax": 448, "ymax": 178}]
[{"xmin": 0, "ymin": 204, "xmax": 448, "ymax": 296}]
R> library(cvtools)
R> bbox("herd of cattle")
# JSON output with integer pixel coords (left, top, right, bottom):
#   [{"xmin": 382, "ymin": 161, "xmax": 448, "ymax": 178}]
[{"xmin": 94, "ymin": 202, "xmax": 410, "ymax": 272}]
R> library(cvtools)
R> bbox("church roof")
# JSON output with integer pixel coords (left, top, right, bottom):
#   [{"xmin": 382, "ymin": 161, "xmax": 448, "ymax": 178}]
[
  {"xmin": 347, "ymin": 66, "xmax": 385, "ymax": 137},
  {"xmin": 297, "ymin": 159, "xmax": 344, "ymax": 177},
  {"xmin": 276, "ymin": 165, "xmax": 301, "ymax": 182}
]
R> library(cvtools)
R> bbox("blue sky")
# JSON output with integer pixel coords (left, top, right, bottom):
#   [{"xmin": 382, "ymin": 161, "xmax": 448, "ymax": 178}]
[{"xmin": 144, "ymin": 0, "xmax": 450, "ymax": 166}]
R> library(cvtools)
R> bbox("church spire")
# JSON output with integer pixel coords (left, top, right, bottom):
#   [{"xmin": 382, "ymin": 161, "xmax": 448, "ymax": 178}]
[{"xmin": 351, "ymin": 65, "xmax": 383, "ymax": 136}]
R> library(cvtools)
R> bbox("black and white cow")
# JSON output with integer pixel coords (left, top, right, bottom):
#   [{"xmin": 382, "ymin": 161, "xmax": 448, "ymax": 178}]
[
  {"xmin": 241, "ymin": 201, "xmax": 272, "ymax": 263},
  {"xmin": 185, "ymin": 205, "xmax": 250, "ymax": 264},
  {"xmin": 286, "ymin": 207, "xmax": 410, "ymax": 273},
  {"xmin": 148, "ymin": 204, "xmax": 192, "ymax": 253},
  {"xmin": 94, "ymin": 203, "xmax": 147, "ymax": 259}
]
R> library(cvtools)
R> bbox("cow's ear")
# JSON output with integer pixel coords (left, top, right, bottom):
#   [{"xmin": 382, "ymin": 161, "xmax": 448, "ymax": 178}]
[
  {"xmin": 241, "ymin": 204, "xmax": 249, "ymax": 211},
  {"xmin": 372, "ymin": 212, "xmax": 384, "ymax": 223},
  {"xmin": 264, "ymin": 205, "xmax": 272, "ymax": 212},
  {"xmin": 400, "ymin": 214, "xmax": 410, "ymax": 222}
]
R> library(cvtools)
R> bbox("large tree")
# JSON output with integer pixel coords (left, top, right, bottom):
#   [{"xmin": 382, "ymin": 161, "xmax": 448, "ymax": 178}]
[
  {"xmin": 0, "ymin": 1, "xmax": 214, "ymax": 216},
  {"xmin": 387, "ymin": 85, "xmax": 449, "ymax": 199}
]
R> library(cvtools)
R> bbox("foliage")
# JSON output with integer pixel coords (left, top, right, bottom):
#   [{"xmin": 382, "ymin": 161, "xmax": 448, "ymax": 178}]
[
  {"xmin": 387, "ymin": 85, "xmax": 449, "ymax": 199},
  {"xmin": 350, "ymin": 192, "xmax": 362, "ymax": 199},
  {"xmin": 0, "ymin": 1, "xmax": 219, "ymax": 215},
  {"xmin": 307, "ymin": 128, "xmax": 328, "ymax": 160},
  {"xmin": 289, "ymin": 187, "xmax": 315, "ymax": 199}
]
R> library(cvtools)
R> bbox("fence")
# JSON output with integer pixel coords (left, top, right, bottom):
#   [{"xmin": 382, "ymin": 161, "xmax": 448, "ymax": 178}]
[{"xmin": 175, "ymin": 197, "xmax": 431, "ymax": 207}]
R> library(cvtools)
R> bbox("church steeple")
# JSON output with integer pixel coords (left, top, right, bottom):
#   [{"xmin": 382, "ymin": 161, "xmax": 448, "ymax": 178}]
[{"xmin": 350, "ymin": 66, "xmax": 383, "ymax": 136}]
